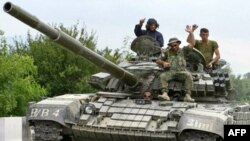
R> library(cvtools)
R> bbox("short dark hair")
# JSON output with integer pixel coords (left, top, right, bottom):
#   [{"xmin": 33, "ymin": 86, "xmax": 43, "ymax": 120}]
[{"xmin": 200, "ymin": 28, "xmax": 209, "ymax": 33}]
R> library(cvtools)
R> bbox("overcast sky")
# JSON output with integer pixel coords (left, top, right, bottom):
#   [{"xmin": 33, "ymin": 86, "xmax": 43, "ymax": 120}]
[{"xmin": 1, "ymin": 0, "xmax": 250, "ymax": 75}]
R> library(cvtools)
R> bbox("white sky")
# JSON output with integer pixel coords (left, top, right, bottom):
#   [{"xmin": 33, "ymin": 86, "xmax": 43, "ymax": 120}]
[{"xmin": 0, "ymin": 0, "xmax": 250, "ymax": 75}]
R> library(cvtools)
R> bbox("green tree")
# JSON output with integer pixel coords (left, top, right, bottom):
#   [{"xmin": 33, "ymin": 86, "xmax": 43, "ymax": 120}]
[
  {"xmin": 15, "ymin": 23, "xmax": 100, "ymax": 96},
  {"xmin": 243, "ymin": 72, "xmax": 250, "ymax": 79},
  {"xmin": 97, "ymin": 47, "xmax": 122, "ymax": 63},
  {"xmin": 0, "ymin": 30, "xmax": 4, "ymax": 36},
  {"xmin": 0, "ymin": 34, "xmax": 46, "ymax": 116},
  {"xmin": 230, "ymin": 73, "xmax": 250, "ymax": 102}
]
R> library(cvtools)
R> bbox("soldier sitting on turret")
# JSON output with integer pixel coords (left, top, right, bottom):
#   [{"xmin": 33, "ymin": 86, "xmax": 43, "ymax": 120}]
[
  {"xmin": 134, "ymin": 18, "xmax": 164, "ymax": 47},
  {"xmin": 156, "ymin": 26, "xmax": 195, "ymax": 102}
]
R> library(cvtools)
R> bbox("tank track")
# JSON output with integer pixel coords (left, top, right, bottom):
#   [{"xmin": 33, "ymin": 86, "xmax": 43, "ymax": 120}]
[
  {"xmin": 178, "ymin": 130, "xmax": 222, "ymax": 141},
  {"xmin": 32, "ymin": 121, "xmax": 63, "ymax": 141}
]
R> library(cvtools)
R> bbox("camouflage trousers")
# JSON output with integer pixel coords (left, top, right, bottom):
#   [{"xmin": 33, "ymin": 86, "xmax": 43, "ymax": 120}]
[{"xmin": 160, "ymin": 71, "xmax": 193, "ymax": 94}]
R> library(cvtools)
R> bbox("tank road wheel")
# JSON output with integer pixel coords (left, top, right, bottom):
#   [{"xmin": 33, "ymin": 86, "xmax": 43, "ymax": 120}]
[
  {"xmin": 32, "ymin": 121, "xmax": 63, "ymax": 141},
  {"xmin": 178, "ymin": 130, "xmax": 223, "ymax": 141}
]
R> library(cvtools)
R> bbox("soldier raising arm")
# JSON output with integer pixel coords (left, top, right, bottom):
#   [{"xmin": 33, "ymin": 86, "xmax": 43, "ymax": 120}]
[
  {"xmin": 134, "ymin": 18, "xmax": 164, "ymax": 47},
  {"xmin": 186, "ymin": 25, "xmax": 221, "ymax": 68}
]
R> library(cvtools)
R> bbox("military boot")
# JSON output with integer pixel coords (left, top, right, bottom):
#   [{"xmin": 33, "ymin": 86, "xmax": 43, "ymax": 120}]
[
  {"xmin": 158, "ymin": 92, "xmax": 170, "ymax": 101},
  {"xmin": 184, "ymin": 94, "xmax": 195, "ymax": 102}
]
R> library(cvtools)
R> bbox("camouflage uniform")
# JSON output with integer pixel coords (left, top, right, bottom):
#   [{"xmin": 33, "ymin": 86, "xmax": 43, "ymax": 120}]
[
  {"xmin": 194, "ymin": 40, "xmax": 218, "ymax": 64},
  {"xmin": 160, "ymin": 47, "xmax": 193, "ymax": 95}
]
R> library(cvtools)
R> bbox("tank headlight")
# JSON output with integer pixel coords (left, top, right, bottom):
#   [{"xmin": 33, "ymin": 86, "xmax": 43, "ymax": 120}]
[{"xmin": 84, "ymin": 104, "xmax": 96, "ymax": 115}]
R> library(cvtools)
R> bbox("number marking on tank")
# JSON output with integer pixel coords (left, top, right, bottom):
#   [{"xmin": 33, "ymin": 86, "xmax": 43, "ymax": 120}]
[
  {"xmin": 30, "ymin": 108, "xmax": 60, "ymax": 117},
  {"xmin": 186, "ymin": 119, "xmax": 212, "ymax": 131}
]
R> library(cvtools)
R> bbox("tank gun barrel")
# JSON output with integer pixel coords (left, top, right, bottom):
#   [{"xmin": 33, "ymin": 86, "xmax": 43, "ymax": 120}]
[{"xmin": 3, "ymin": 2, "xmax": 139, "ymax": 87}]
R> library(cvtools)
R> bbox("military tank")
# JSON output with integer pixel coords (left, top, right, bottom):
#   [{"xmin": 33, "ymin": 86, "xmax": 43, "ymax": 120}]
[{"xmin": 4, "ymin": 2, "xmax": 250, "ymax": 141}]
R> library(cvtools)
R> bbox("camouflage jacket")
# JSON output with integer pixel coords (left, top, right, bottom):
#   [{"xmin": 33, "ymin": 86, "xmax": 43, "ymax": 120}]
[{"xmin": 162, "ymin": 48, "xmax": 187, "ymax": 71}]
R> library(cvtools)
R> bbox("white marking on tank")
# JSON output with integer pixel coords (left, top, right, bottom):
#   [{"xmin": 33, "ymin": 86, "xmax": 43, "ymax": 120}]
[
  {"xmin": 30, "ymin": 108, "xmax": 50, "ymax": 117},
  {"xmin": 186, "ymin": 119, "xmax": 212, "ymax": 131},
  {"xmin": 52, "ymin": 110, "xmax": 60, "ymax": 117},
  {"xmin": 41, "ymin": 109, "xmax": 49, "ymax": 117},
  {"xmin": 30, "ymin": 109, "xmax": 41, "ymax": 117}
]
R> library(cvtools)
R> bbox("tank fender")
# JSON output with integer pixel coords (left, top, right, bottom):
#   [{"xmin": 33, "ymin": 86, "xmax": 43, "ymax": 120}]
[
  {"xmin": 27, "ymin": 97, "xmax": 84, "ymax": 127},
  {"xmin": 177, "ymin": 109, "xmax": 228, "ymax": 139}
]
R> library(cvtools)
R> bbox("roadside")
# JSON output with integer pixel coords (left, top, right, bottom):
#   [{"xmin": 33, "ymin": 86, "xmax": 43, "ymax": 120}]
[{"xmin": 0, "ymin": 117, "xmax": 32, "ymax": 141}]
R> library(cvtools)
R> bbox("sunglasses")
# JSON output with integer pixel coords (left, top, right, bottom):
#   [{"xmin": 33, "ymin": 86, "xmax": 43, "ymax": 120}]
[{"xmin": 170, "ymin": 43, "xmax": 178, "ymax": 47}]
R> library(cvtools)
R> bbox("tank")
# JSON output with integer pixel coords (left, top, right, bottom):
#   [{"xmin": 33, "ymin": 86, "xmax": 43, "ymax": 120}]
[{"xmin": 4, "ymin": 2, "xmax": 250, "ymax": 141}]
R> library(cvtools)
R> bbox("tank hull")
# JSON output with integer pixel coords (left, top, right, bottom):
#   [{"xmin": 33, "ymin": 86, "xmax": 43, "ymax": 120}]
[{"xmin": 27, "ymin": 94, "xmax": 250, "ymax": 141}]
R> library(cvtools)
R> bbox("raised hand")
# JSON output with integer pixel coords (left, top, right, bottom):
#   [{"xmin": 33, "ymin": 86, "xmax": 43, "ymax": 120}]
[
  {"xmin": 185, "ymin": 25, "xmax": 193, "ymax": 33},
  {"xmin": 192, "ymin": 24, "xmax": 198, "ymax": 32},
  {"xmin": 139, "ymin": 18, "xmax": 146, "ymax": 24}
]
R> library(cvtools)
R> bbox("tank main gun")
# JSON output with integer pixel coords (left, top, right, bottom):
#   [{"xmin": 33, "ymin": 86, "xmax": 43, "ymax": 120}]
[{"xmin": 3, "ymin": 2, "xmax": 139, "ymax": 87}]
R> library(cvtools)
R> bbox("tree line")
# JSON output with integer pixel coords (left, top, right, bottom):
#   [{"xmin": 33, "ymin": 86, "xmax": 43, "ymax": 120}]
[{"xmin": 0, "ymin": 24, "xmax": 249, "ymax": 116}]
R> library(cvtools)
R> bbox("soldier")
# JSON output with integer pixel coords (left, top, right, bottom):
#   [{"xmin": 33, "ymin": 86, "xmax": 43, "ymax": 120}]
[
  {"xmin": 156, "ymin": 26, "xmax": 195, "ymax": 102},
  {"xmin": 186, "ymin": 25, "xmax": 221, "ymax": 68},
  {"xmin": 134, "ymin": 18, "xmax": 164, "ymax": 47}
]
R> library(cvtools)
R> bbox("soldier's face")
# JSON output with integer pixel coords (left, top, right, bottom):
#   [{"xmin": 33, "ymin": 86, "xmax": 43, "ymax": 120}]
[
  {"xmin": 149, "ymin": 24, "xmax": 156, "ymax": 31},
  {"xmin": 143, "ymin": 91, "xmax": 152, "ymax": 100},
  {"xmin": 170, "ymin": 42, "xmax": 179, "ymax": 51},
  {"xmin": 200, "ymin": 32, "xmax": 209, "ymax": 41}
]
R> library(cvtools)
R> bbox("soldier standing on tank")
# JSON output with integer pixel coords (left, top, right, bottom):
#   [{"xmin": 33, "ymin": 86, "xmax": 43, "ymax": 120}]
[
  {"xmin": 156, "ymin": 26, "xmax": 195, "ymax": 102},
  {"xmin": 186, "ymin": 25, "xmax": 221, "ymax": 68},
  {"xmin": 134, "ymin": 18, "xmax": 164, "ymax": 47}
]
